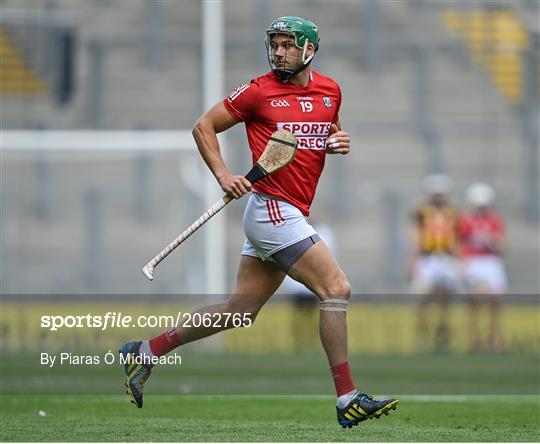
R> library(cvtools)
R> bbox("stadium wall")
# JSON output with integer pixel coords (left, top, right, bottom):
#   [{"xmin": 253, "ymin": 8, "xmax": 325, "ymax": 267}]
[{"xmin": 2, "ymin": 300, "xmax": 538, "ymax": 354}]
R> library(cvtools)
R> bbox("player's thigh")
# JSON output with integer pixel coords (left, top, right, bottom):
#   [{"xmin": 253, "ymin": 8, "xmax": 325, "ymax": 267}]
[
  {"xmin": 431, "ymin": 255, "xmax": 460, "ymax": 293},
  {"xmin": 474, "ymin": 257, "xmax": 507, "ymax": 294},
  {"xmin": 287, "ymin": 240, "xmax": 350, "ymax": 298},
  {"xmin": 229, "ymin": 255, "xmax": 286, "ymax": 313}
]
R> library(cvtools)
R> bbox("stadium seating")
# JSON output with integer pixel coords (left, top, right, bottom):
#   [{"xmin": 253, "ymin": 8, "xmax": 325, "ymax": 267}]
[
  {"xmin": 442, "ymin": 8, "xmax": 534, "ymax": 105},
  {"xmin": 0, "ymin": 28, "xmax": 45, "ymax": 95},
  {"xmin": 2, "ymin": 1, "xmax": 538, "ymax": 294}
]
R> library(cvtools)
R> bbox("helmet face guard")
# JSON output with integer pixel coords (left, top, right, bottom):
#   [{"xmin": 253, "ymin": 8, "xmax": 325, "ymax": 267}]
[{"xmin": 265, "ymin": 17, "xmax": 319, "ymax": 81}]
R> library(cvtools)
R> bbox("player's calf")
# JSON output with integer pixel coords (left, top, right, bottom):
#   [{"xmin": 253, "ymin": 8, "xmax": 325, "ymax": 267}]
[
  {"xmin": 320, "ymin": 297, "xmax": 349, "ymax": 312},
  {"xmin": 225, "ymin": 300, "xmax": 262, "ymax": 324}
]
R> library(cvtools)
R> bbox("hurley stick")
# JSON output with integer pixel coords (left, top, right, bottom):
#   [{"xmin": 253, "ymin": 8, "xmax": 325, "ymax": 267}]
[{"xmin": 142, "ymin": 130, "xmax": 297, "ymax": 280}]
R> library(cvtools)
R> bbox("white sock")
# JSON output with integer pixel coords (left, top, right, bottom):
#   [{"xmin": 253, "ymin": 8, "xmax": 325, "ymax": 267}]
[
  {"xmin": 139, "ymin": 340, "xmax": 155, "ymax": 359},
  {"xmin": 336, "ymin": 389, "xmax": 358, "ymax": 409}
]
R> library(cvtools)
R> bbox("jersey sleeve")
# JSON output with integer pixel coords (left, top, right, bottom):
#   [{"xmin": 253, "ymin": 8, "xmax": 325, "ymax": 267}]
[{"xmin": 223, "ymin": 81, "xmax": 261, "ymax": 122}]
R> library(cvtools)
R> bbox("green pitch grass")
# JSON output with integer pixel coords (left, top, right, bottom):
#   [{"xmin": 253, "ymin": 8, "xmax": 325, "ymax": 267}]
[
  {"xmin": 1, "ymin": 394, "xmax": 539, "ymax": 442},
  {"xmin": 1, "ymin": 353, "xmax": 539, "ymax": 441},
  {"xmin": 2, "ymin": 353, "xmax": 539, "ymax": 395}
]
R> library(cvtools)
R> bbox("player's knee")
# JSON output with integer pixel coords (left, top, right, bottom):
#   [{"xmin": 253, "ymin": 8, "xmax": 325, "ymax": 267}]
[
  {"xmin": 319, "ymin": 279, "xmax": 350, "ymax": 313},
  {"xmin": 322, "ymin": 277, "xmax": 351, "ymax": 299}
]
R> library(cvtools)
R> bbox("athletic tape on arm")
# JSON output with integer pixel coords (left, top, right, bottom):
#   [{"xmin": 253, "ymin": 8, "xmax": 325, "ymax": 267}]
[{"xmin": 320, "ymin": 298, "xmax": 348, "ymax": 312}]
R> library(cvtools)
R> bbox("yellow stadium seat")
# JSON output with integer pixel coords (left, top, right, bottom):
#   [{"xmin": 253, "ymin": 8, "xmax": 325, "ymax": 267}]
[
  {"xmin": 441, "ymin": 9, "xmax": 531, "ymax": 106},
  {"xmin": 0, "ymin": 28, "xmax": 45, "ymax": 95}
]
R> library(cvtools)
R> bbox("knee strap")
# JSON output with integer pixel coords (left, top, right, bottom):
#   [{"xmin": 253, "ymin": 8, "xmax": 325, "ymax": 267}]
[{"xmin": 320, "ymin": 298, "xmax": 348, "ymax": 312}]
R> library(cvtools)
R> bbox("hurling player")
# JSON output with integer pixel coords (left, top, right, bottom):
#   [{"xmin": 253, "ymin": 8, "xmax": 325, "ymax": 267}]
[
  {"xmin": 411, "ymin": 174, "xmax": 460, "ymax": 351},
  {"xmin": 121, "ymin": 16, "xmax": 398, "ymax": 427},
  {"xmin": 458, "ymin": 183, "xmax": 507, "ymax": 352}
]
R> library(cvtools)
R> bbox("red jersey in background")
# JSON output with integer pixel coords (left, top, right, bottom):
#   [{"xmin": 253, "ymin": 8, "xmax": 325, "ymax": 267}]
[{"xmin": 457, "ymin": 210, "xmax": 504, "ymax": 256}]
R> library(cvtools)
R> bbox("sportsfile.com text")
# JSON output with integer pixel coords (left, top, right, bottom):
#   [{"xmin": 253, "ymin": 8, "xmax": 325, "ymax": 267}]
[{"xmin": 40, "ymin": 312, "xmax": 253, "ymax": 331}]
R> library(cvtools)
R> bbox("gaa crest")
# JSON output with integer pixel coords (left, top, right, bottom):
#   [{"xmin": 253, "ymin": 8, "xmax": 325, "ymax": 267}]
[{"xmin": 323, "ymin": 96, "xmax": 332, "ymax": 108}]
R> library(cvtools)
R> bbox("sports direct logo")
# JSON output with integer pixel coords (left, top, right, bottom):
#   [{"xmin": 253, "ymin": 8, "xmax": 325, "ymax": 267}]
[{"xmin": 277, "ymin": 122, "xmax": 331, "ymax": 150}]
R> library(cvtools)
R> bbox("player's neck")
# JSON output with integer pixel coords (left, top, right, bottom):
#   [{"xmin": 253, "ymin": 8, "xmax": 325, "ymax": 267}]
[{"xmin": 287, "ymin": 68, "xmax": 311, "ymax": 87}]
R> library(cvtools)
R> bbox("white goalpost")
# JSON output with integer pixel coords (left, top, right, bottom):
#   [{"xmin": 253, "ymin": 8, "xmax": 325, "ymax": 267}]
[
  {"xmin": 1, "ymin": 129, "xmax": 227, "ymax": 295},
  {"xmin": 202, "ymin": 0, "xmax": 226, "ymax": 295}
]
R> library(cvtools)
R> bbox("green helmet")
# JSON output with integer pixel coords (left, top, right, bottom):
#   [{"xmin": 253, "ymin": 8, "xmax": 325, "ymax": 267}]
[{"xmin": 265, "ymin": 16, "xmax": 320, "ymax": 80}]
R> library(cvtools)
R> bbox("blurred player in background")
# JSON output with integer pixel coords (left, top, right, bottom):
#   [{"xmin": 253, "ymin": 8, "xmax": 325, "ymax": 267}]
[
  {"xmin": 458, "ymin": 183, "xmax": 507, "ymax": 352},
  {"xmin": 121, "ymin": 16, "xmax": 398, "ymax": 427},
  {"xmin": 410, "ymin": 174, "xmax": 460, "ymax": 351}
]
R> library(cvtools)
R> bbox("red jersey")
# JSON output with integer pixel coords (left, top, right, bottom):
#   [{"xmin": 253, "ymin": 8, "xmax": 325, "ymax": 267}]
[
  {"xmin": 223, "ymin": 70, "xmax": 341, "ymax": 216},
  {"xmin": 457, "ymin": 210, "xmax": 504, "ymax": 256}
]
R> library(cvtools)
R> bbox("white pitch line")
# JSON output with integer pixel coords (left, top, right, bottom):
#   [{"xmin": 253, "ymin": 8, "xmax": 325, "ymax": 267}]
[{"xmin": 171, "ymin": 394, "xmax": 540, "ymax": 403}]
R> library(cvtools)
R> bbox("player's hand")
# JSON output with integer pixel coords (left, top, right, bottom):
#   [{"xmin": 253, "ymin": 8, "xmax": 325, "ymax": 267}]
[
  {"xmin": 326, "ymin": 123, "xmax": 350, "ymax": 155},
  {"xmin": 218, "ymin": 173, "xmax": 252, "ymax": 199}
]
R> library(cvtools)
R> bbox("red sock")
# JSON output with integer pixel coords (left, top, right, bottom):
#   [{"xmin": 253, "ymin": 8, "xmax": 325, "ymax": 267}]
[
  {"xmin": 148, "ymin": 328, "xmax": 182, "ymax": 357},
  {"xmin": 331, "ymin": 362, "xmax": 356, "ymax": 396}
]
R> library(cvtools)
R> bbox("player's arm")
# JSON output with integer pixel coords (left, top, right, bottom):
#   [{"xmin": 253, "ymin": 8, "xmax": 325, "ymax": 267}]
[
  {"xmin": 192, "ymin": 102, "xmax": 252, "ymax": 199},
  {"xmin": 326, "ymin": 120, "xmax": 350, "ymax": 155},
  {"xmin": 454, "ymin": 214, "xmax": 465, "ymax": 258},
  {"xmin": 491, "ymin": 215, "xmax": 505, "ymax": 255},
  {"xmin": 407, "ymin": 227, "xmax": 423, "ymax": 280},
  {"xmin": 408, "ymin": 210, "xmax": 423, "ymax": 277},
  {"xmin": 411, "ymin": 223, "xmax": 422, "ymax": 255},
  {"xmin": 452, "ymin": 224, "xmax": 461, "ymax": 257}
]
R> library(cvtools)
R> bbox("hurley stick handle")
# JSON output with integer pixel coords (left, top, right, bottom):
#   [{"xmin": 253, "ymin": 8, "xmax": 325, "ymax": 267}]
[
  {"xmin": 142, "ymin": 129, "xmax": 297, "ymax": 281},
  {"xmin": 142, "ymin": 194, "xmax": 233, "ymax": 280}
]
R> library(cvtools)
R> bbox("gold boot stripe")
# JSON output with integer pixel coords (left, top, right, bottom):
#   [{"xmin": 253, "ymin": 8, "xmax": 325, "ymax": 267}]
[
  {"xmin": 353, "ymin": 404, "xmax": 369, "ymax": 416},
  {"xmin": 348, "ymin": 408, "xmax": 362, "ymax": 419},
  {"xmin": 128, "ymin": 364, "xmax": 142, "ymax": 379}
]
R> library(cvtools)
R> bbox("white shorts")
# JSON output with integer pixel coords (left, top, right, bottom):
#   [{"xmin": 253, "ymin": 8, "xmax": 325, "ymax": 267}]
[
  {"xmin": 242, "ymin": 192, "xmax": 316, "ymax": 262},
  {"xmin": 463, "ymin": 255, "xmax": 507, "ymax": 294},
  {"xmin": 411, "ymin": 254, "xmax": 461, "ymax": 293}
]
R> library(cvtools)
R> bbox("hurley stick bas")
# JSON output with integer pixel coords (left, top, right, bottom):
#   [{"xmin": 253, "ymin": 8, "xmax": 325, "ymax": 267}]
[{"xmin": 142, "ymin": 130, "xmax": 298, "ymax": 281}]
